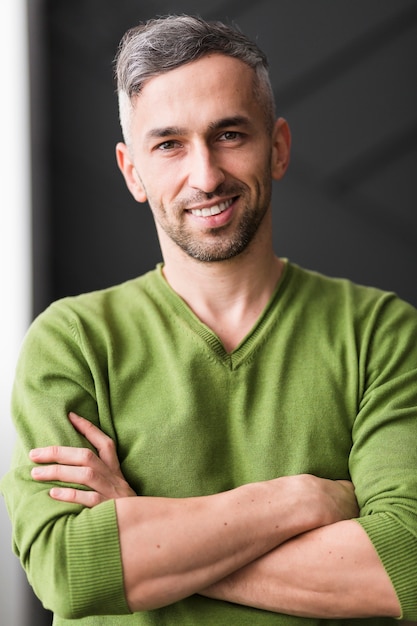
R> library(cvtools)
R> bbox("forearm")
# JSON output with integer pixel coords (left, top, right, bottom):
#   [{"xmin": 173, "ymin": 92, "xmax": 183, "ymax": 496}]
[
  {"xmin": 116, "ymin": 476, "xmax": 355, "ymax": 612},
  {"xmin": 116, "ymin": 481, "xmax": 301, "ymax": 611},
  {"xmin": 201, "ymin": 519, "xmax": 401, "ymax": 619},
  {"xmin": 26, "ymin": 416, "xmax": 358, "ymax": 616}
]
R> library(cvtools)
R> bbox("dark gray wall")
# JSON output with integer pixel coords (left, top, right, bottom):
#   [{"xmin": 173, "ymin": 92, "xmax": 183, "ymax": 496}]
[
  {"xmin": 24, "ymin": 0, "xmax": 417, "ymax": 623},
  {"xmin": 31, "ymin": 0, "xmax": 417, "ymax": 315}
]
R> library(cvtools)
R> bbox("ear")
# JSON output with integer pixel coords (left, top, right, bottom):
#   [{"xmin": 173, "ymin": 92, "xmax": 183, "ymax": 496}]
[
  {"xmin": 115, "ymin": 142, "xmax": 147, "ymax": 203},
  {"xmin": 271, "ymin": 118, "xmax": 291, "ymax": 181}
]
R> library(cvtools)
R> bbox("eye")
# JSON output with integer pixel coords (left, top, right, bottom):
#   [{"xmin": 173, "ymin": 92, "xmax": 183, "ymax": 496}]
[
  {"xmin": 219, "ymin": 131, "xmax": 241, "ymax": 141},
  {"xmin": 155, "ymin": 140, "xmax": 181, "ymax": 151}
]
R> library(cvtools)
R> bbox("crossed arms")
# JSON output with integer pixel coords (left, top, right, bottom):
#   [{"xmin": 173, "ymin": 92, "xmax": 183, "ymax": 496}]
[{"xmin": 29, "ymin": 412, "xmax": 402, "ymax": 619}]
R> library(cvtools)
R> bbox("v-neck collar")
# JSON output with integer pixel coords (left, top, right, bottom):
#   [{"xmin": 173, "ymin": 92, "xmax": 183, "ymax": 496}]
[{"xmin": 146, "ymin": 260, "xmax": 292, "ymax": 369}]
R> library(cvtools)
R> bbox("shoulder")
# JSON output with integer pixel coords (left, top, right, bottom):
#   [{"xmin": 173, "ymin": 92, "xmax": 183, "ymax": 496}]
[
  {"xmin": 21, "ymin": 267, "xmax": 164, "ymax": 355},
  {"xmin": 284, "ymin": 262, "xmax": 417, "ymax": 357},
  {"xmin": 37, "ymin": 266, "xmax": 161, "ymax": 324},
  {"xmin": 287, "ymin": 261, "xmax": 416, "ymax": 318}
]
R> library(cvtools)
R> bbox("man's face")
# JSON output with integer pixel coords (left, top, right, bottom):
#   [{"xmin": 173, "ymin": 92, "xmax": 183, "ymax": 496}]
[{"xmin": 120, "ymin": 54, "xmax": 285, "ymax": 262}]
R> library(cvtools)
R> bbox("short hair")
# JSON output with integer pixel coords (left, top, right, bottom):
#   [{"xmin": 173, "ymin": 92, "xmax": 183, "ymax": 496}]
[{"xmin": 115, "ymin": 14, "xmax": 276, "ymax": 144}]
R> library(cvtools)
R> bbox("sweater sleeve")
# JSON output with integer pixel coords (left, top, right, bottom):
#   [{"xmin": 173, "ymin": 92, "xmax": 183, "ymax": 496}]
[
  {"xmin": 0, "ymin": 300, "xmax": 131, "ymax": 619},
  {"xmin": 351, "ymin": 292, "xmax": 417, "ymax": 620}
]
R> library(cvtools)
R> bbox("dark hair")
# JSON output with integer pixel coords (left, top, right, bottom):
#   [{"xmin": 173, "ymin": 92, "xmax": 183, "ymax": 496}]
[{"xmin": 115, "ymin": 14, "xmax": 275, "ymax": 142}]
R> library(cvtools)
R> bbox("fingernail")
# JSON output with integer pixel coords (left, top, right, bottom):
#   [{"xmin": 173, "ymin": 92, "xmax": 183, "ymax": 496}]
[
  {"xmin": 29, "ymin": 448, "xmax": 41, "ymax": 458},
  {"xmin": 50, "ymin": 488, "xmax": 63, "ymax": 498},
  {"xmin": 31, "ymin": 467, "xmax": 45, "ymax": 477}
]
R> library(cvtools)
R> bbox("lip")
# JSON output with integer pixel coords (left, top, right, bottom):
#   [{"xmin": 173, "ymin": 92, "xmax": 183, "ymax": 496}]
[
  {"xmin": 186, "ymin": 197, "xmax": 237, "ymax": 227},
  {"xmin": 186, "ymin": 197, "xmax": 235, "ymax": 214}
]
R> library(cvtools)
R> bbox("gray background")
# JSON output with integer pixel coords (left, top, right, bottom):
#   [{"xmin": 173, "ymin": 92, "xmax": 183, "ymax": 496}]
[
  {"xmin": 29, "ymin": 0, "xmax": 417, "ymax": 317},
  {"xmin": 3, "ymin": 0, "xmax": 417, "ymax": 624}
]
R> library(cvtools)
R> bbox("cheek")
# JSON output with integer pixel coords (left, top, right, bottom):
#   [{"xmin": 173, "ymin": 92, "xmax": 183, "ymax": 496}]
[
  {"xmin": 156, "ymin": 171, "xmax": 190, "ymax": 207},
  {"xmin": 239, "ymin": 160, "xmax": 271, "ymax": 193},
  {"xmin": 230, "ymin": 144, "xmax": 271, "ymax": 178}
]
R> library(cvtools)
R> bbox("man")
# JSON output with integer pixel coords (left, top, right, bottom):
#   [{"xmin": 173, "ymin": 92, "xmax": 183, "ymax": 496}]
[{"xmin": 2, "ymin": 14, "xmax": 417, "ymax": 625}]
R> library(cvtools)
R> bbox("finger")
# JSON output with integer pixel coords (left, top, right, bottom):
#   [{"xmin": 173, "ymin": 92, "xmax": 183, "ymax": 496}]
[
  {"xmin": 30, "ymin": 445, "xmax": 100, "ymax": 468},
  {"xmin": 49, "ymin": 486, "xmax": 103, "ymax": 508},
  {"xmin": 68, "ymin": 412, "xmax": 121, "ymax": 472},
  {"xmin": 31, "ymin": 463, "xmax": 115, "ymax": 496},
  {"xmin": 336, "ymin": 479, "xmax": 355, "ymax": 490},
  {"xmin": 31, "ymin": 460, "xmax": 136, "ymax": 499}
]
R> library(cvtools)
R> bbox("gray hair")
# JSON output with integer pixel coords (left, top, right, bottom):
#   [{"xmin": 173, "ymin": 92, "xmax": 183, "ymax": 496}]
[{"xmin": 115, "ymin": 14, "xmax": 276, "ymax": 144}]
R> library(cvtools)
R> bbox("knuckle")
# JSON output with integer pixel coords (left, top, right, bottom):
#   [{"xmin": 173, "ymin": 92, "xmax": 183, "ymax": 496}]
[
  {"xmin": 81, "ymin": 448, "xmax": 96, "ymax": 464},
  {"xmin": 50, "ymin": 445, "xmax": 61, "ymax": 458},
  {"xmin": 88, "ymin": 493, "xmax": 102, "ymax": 508},
  {"xmin": 82, "ymin": 466, "xmax": 95, "ymax": 483},
  {"xmin": 102, "ymin": 438, "xmax": 115, "ymax": 454},
  {"xmin": 83, "ymin": 419, "xmax": 94, "ymax": 431},
  {"xmin": 54, "ymin": 464, "xmax": 64, "ymax": 479},
  {"xmin": 69, "ymin": 488, "xmax": 79, "ymax": 502},
  {"xmin": 64, "ymin": 488, "xmax": 77, "ymax": 502}
]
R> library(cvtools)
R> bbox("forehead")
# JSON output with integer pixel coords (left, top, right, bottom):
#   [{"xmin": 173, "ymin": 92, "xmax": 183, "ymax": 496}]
[{"xmin": 131, "ymin": 54, "xmax": 261, "ymax": 137}]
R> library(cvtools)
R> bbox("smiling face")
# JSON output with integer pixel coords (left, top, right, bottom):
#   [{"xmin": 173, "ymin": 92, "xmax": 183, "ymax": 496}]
[{"xmin": 116, "ymin": 54, "xmax": 290, "ymax": 263}]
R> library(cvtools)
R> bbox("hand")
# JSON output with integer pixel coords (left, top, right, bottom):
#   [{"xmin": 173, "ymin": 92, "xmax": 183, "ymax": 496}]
[
  {"xmin": 320, "ymin": 478, "xmax": 359, "ymax": 524},
  {"xmin": 30, "ymin": 412, "xmax": 136, "ymax": 507},
  {"xmin": 271, "ymin": 474, "xmax": 359, "ymax": 531}
]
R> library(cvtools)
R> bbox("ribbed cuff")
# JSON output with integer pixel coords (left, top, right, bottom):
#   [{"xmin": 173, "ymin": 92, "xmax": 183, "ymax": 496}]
[
  {"xmin": 356, "ymin": 513, "xmax": 417, "ymax": 620},
  {"xmin": 66, "ymin": 500, "xmax": 130, "ymax": 618}
]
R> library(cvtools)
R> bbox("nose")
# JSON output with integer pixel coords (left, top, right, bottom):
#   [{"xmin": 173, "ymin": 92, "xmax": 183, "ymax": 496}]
[{"xmin": 187, "ymin": 144, "xmax": 225, "ymax": 193}]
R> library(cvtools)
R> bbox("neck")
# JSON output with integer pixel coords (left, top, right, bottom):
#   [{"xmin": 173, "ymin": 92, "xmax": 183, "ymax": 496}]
[{"xmin": 160, "ymin": 224, "xmax": 283, "ymax": 352}]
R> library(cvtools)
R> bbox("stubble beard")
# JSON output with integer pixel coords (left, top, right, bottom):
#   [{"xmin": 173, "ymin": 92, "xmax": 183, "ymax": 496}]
[{"xmin": 153, "ymin": 178, "xmax": 272, "ymax": 263}]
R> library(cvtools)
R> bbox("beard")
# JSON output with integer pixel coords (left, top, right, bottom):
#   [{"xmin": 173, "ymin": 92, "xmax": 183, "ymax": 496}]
[
  {"xmin": 170, "ymin": 207, "xmax": 267, "ymax": 262},
  {"xmin": 151, "ymin": 177, "xmax": 272, "ymax": 263}
]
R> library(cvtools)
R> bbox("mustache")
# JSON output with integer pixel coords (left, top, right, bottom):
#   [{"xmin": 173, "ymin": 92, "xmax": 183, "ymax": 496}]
[{"xmin": 174, "ymin": 182, "xmax": 248, "ymax": 211}]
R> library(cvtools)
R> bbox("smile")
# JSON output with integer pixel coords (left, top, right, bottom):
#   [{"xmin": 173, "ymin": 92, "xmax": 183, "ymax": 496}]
[{"xmin": 189, "ymin": 198, "xmax": 234, "ymax": 217}]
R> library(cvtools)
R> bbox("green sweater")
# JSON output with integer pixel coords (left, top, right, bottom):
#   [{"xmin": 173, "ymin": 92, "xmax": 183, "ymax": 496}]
[{"xmin": 2, "ymin": 262, "xmax": 417, "ymax": 624}]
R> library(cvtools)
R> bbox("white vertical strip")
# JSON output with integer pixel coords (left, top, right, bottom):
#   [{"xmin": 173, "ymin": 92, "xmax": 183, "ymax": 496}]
[{"xmin": 0, "ymin": 0, "xmax": 31, "ymax": 624}]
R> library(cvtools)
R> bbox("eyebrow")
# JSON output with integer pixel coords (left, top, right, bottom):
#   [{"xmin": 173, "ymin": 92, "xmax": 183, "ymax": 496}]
[
  {"xmin": 208, "ymin": 116, "xmax": 252, "ymax": 131},
  {"xmin": 145, "ymin": 116, "xmax": 252, "ymax": 142},
  {"xmin": 145, "ymin": 126, "xmax": 186, "ymax": 140}
]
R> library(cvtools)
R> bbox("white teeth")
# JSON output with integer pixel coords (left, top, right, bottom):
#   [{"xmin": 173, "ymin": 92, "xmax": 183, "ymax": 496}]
[{"xmin": 190, "ymin": 199, "xmax": 233, "ymax": 217}]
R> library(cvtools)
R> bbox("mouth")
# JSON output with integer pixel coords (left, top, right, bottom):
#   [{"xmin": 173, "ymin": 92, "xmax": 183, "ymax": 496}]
[{"xmin": 188, "ymin": 198, "xmax": 234, "ymax": 217}]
